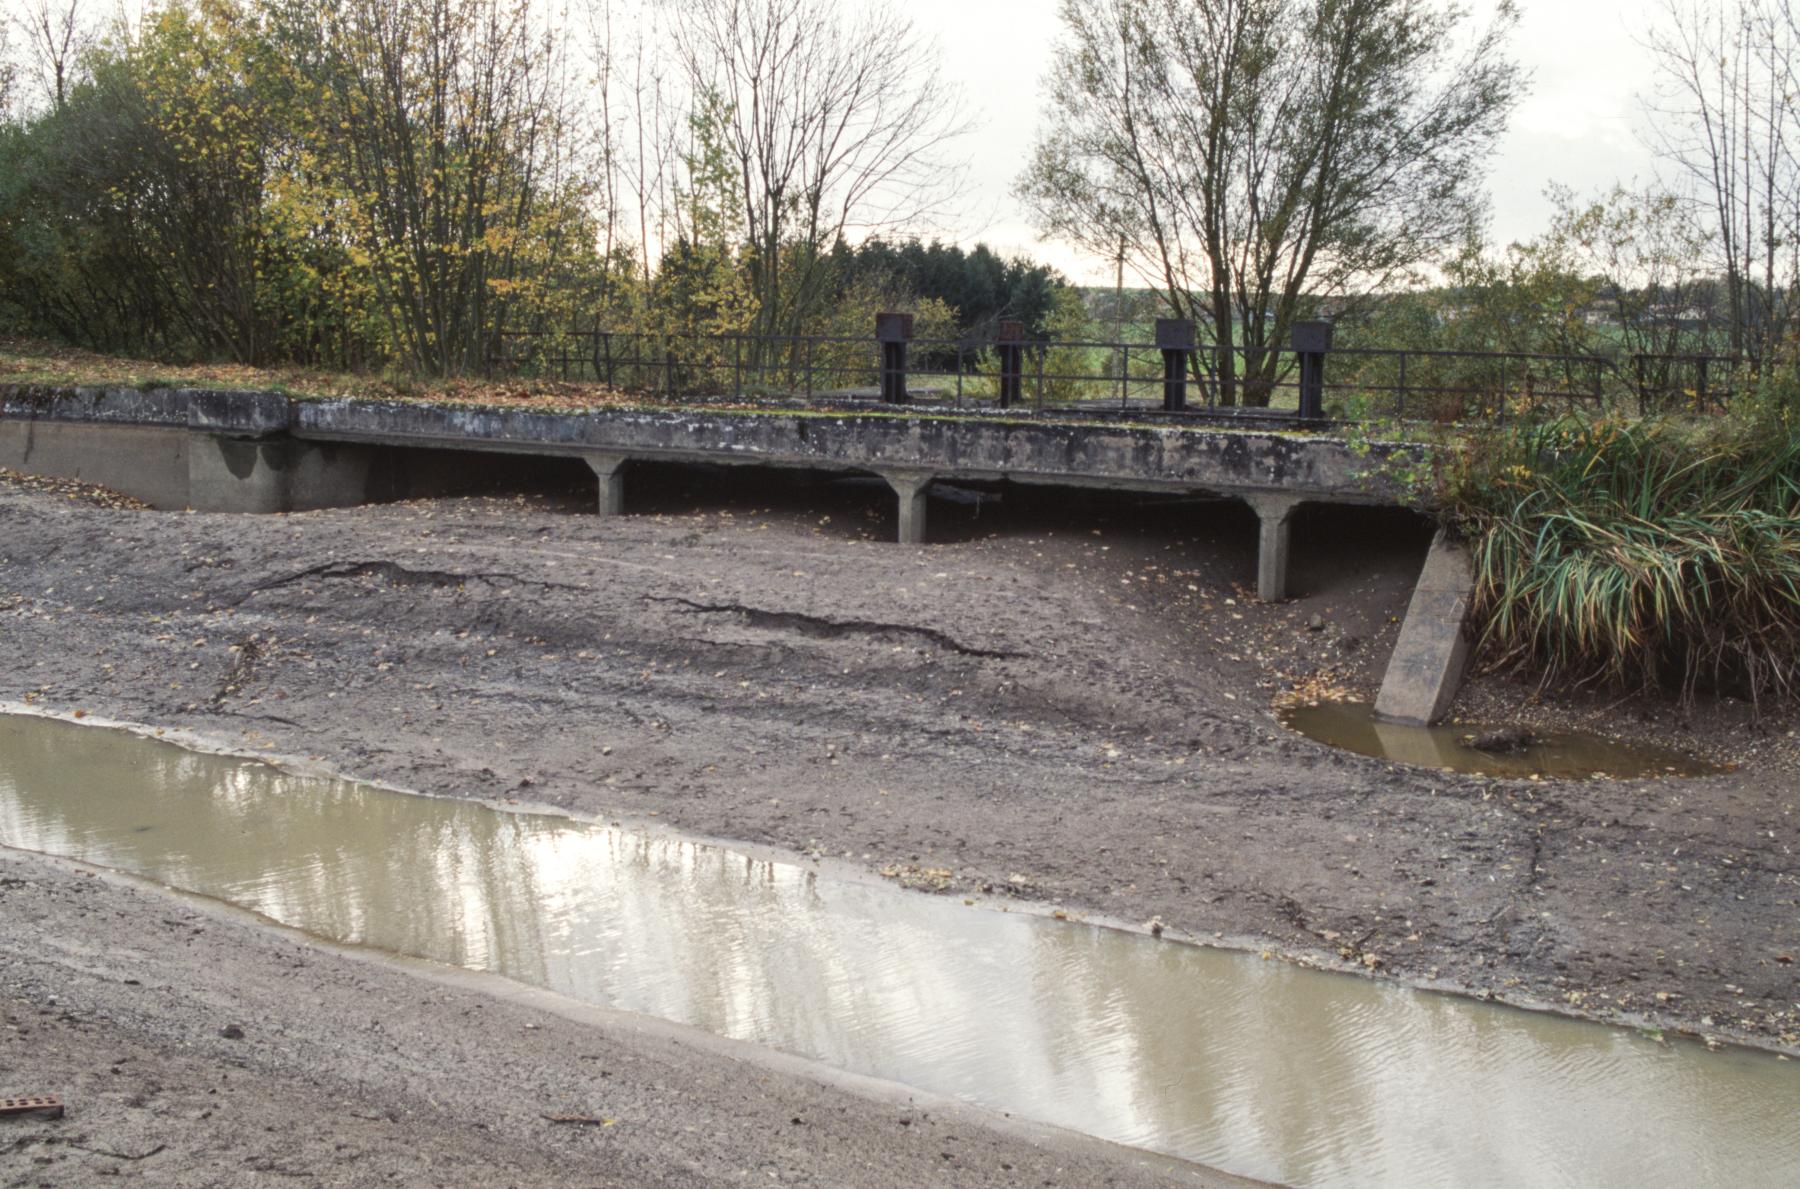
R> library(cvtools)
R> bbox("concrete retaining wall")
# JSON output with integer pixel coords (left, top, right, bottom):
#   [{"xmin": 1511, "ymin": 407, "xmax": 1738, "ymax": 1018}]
[
  {"xmin": 0, "ymin": 389, "xmax": 481, "ymax": 512},
  {"xmin": 187, "ymin": 436, "xmax": 384, "ymax": 514},
  {"xmin": 0, "ymin": 420, "xmax": 191, "ymax": 509}
]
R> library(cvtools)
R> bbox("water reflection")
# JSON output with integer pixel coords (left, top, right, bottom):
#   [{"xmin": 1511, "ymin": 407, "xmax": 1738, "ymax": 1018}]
[{"xmin": 0, "ymin": 714, "xmax": 1792, "ymax": 1187}]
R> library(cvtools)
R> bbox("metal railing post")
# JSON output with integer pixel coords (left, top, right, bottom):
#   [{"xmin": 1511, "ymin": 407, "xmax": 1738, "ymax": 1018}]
[
  {"xmin": 875, "ymin": 312, "xmax": 913, "ymax": 404},
  {"xmin": 997, "ymin": 320, "xmax": 1025, "ymax": 409},
  {"xmin": 1155, "ymin": 318, "xmax": 1195, "ymax": 412},
  {"xmin": 1293, "ymin": 320, "xmax": 1333, "ymax": 420}
]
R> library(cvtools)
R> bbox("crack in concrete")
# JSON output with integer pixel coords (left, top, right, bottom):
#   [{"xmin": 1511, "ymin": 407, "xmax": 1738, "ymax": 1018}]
[{"xmin": 645, "ymin": 596, "xmax": 1024, "ymax": 660}]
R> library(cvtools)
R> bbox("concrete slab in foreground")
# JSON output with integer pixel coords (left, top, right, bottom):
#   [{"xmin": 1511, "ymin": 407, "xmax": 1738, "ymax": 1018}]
[{"xmin": 1376, "ymin": 529, "xmax": 1477, "ymax": 725}]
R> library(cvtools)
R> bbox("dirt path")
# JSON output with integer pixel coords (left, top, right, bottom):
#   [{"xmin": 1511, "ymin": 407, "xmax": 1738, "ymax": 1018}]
[{"xmin": 1, "ymin": 467, "xmax": 1796, "ymax": 1178}]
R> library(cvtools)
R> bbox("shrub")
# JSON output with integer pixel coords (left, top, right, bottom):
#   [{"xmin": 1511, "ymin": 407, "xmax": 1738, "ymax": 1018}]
[{"xmin": 1447, "ymin": 411, "xmax": 1800, "ymax": 704}]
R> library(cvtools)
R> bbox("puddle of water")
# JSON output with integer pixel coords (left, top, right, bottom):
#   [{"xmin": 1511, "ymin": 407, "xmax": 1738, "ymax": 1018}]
[
  {"xmin": 1, "ymin": 713, "xmax": 1793, "ymax": 1188},
  {"xmin": 1279, "ymin": 700, "xmax": 1724, "ymax": 779}
]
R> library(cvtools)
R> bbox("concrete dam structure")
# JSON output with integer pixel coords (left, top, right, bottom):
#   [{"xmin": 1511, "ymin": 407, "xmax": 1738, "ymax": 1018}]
[{"xmin": 0, "ymin": 384, "xmax": 1474, "ymax": 720}]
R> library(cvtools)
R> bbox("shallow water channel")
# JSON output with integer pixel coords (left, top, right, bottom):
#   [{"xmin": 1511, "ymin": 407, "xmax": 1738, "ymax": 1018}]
[
  {"xmin": 2, "ymin": 713, "xmax": 1795, "ymax": 1188},
  {"xmin": 1279, "ymin": 700, "xmax": 1724, "ymax": 780}
]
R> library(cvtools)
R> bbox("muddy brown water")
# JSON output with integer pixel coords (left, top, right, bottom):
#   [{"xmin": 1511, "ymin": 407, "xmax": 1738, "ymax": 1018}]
[
  {"xmin": 1279, "ymin": 700, "xmax": 1725, "ymax": 780},
  {"xmin": 2, "ymin": 714, "xmax": 1794, "ymax": 1188}
]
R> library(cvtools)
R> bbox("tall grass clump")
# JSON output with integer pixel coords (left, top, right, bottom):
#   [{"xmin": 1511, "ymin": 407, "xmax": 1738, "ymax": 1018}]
[{"xmin": 1447, "ymin": 411, "xmax": 1800, "ymax": 704}]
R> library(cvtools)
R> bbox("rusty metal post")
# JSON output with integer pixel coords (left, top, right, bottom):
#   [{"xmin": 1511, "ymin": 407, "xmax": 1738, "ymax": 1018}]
[
  {"xmin": 876, "ymin": 312, "xmax": 913, "ymax": 404},
  {"xmin": 1293, "ymin": 319, "xmax": 1333, "ymax": 420},
  {"xmin": 1156, "ymin": 318, "xmax": 1196, "ymax": 412},
  {"xmin": 996, "ymin": 320, "xmax": 1025, "ymax": 409}
]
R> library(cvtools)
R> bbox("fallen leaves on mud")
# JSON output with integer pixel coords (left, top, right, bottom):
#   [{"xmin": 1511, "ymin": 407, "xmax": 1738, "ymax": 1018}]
[{"xmin": 0, "ymin": 467, "xmax": 149, "ymax": 510}]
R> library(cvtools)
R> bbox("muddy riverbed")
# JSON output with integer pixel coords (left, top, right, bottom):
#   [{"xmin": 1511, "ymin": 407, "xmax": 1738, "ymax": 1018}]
[
  {"xmin": 2, "ymin": 464, "xmax": 1797, "ymax": 1183},
  {"xmin": 5, "ymin": 711, "xmax": 1798, "ymax": 1188}
]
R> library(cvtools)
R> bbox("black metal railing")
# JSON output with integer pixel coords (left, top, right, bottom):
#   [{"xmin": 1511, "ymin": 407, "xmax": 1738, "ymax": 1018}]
[{"xmin": 484, "ymin": 317, "xmax": 1746, "ymax": 425}]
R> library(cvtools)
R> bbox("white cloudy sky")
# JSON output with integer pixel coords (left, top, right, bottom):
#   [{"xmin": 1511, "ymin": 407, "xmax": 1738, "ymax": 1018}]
[{"xmin": 911, "ymin": 0, "xmax": 1661, "ymax": 283}]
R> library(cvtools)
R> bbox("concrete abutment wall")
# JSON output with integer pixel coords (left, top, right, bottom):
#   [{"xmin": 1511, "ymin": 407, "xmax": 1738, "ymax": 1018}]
[
  {"xmin": 0, "ymin": 419, "xmax": 192, "ymax": 509},
  {"xmin": 1375, "ymin": 530, "xmax": 1477, "ymax": 725},
  {"xmin": 4, "ymin": 387, "xmax": 1442, "ymax": 665},
  {"xmin": 2, "ymin": 419, "xmax": 495, "ymax": 515},
  {"xmin": 188, "ymin": 434, "xmax": 383, "ymax": 514}
]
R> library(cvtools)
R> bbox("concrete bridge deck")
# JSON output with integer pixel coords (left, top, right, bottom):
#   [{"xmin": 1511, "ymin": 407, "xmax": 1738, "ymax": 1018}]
[{"xmin": 2, "ymin": 384, "xmax": 1426, "ymax": 604}]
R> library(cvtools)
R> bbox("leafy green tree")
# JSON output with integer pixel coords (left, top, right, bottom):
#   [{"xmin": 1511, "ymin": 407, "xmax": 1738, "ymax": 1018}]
[
  {"xmin": 0, "ymin": 1, "xmax": 276, "ymax": 358},
  {"xmin": 313, "ymin": 0, "xmax": 596, "ymax": 375},
  {"xmin": 655, "ymin": 89, "xmax": 754, "ymax": 339},
  {"xmin": 1021, "ymin": 0, "xmax": 1524, "ymax": 405}
]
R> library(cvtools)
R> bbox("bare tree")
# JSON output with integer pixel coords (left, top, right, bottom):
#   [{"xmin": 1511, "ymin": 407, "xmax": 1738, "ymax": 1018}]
[
  {"xmin": 19, "ymin": 0, "xmax": 89, "ymax": 110},
  {"xmin": 584, "ymin": 0, "xmax": 683, "ymax": 317},
  {"xmin": 1644, "ymin": 0, "xmax": 1800, "ymax": 362},
  {"xmin": 0, "ymin": 20, "xmax": 18, "ymax": 121},
  {"xmin": 667, "ymin": 0, "xmax": 969, "ymax": 343},
  {"xmin": 1020, "ymin": 0, "xmax": 1522, "ymax": 405}
]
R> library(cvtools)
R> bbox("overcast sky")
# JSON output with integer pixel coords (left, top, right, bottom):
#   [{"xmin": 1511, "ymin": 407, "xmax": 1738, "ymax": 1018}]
[{"xmin": 912, "ymin": 0, "xmax": 1661, "ymax": 284}]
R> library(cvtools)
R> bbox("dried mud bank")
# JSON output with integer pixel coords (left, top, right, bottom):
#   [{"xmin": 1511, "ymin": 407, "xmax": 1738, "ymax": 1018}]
[{"xmin": 1, "ymin": 468, "xmax": 1796, "ymax": 1154}]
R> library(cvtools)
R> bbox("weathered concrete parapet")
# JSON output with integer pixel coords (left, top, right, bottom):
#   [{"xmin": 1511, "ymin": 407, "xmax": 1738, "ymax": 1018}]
[
  {"xmin": 0, "ymin": 384, "xmax": 190, "ymax": 427},
  {"xmin": 582, "ymin": 451, "xmax": 630, "ymax": 517},
  {"xmin": 284, "ymin": 400, "xmax": 1422, "ymax": 505},
  {"xmin": 4, "ymin": 384, "xmax": 1432, "ymax": 536},
  {"xmin": 878, "ymin": 470, "xmax": 934, "ymax": 545},
  {"xmin": 187, "ymin": 389, "xmax": 292, "ymax": 438},
  {"xmin": 1243, "ymin": 493, "xmax": 1304, "ymax": 602},
  {"xmin": 1375, "ymin": 529, "xmax": 1477, "ymax": 725}
]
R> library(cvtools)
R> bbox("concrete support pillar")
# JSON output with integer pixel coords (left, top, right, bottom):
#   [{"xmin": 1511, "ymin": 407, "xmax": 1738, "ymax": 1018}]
[
  {"xmin": 882, "ymin": 471, "xmax": 933, "ymax": 545},
  {"xmin": 1375, "ymin": 529, "xmax": 1476, "ymax": 725},
  {"xmin": 1244, "ymin": 493, "xmax": 1303, "ymax": 602},
  {"xmin": 583, "ymin": 452, "xmax": 629, "ymax": 517}
]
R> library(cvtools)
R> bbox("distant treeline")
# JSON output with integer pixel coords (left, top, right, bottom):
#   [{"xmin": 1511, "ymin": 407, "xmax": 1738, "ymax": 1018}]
[{"xmin": 0, "ymin": 0, "xmax": 1073, "ymax": 377}]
